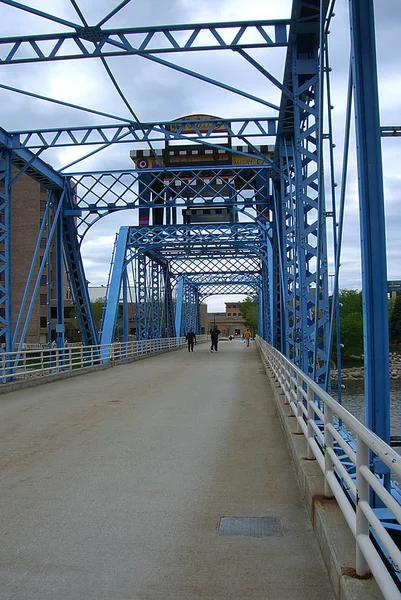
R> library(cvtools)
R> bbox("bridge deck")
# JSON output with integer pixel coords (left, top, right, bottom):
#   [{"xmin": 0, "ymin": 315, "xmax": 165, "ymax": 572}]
[{"xmin": 0, "ymin": 339, "xmax": 334, "ymax": 599}]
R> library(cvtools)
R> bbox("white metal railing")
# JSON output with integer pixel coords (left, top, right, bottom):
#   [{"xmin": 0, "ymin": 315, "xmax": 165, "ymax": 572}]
[
  {"xmin": 0, "ymin": 336, "xmax": 208, "ymax": 383},
  {"xmin": 256, "ymin": 336, "xmax": 401, "ymax": 600}
]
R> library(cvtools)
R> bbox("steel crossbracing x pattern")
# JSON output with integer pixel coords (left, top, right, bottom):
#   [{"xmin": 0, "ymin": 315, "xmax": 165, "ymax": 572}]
[
  {"xmin": 0, "ymin": 1, "xmax": 392, "ymax": 452},
  {"xmin": 98, "ymin": 223, "xmax": 270, "ymax": 340},
  {"xmin": 67, "ymin": 165, "xmax": 272, "ymax": 241}
]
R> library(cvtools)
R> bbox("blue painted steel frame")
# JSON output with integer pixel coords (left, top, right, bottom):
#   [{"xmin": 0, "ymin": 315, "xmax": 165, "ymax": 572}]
[
  {"xmin": 349, "ymin": 0, "xmax": 390, "ymax": 446},
  {"xmin": 0, "ymin": 147, "xmax": 12, "ymax": 352}
]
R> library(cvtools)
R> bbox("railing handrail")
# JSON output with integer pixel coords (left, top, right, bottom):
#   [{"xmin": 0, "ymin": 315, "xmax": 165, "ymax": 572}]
[
  {"xmin": 256, "ymin": 336, "xmax": 401, "ymax": 600},
  {"xmin": 0, "ymin": 336, "xmax": 209, "ymax": 384}
]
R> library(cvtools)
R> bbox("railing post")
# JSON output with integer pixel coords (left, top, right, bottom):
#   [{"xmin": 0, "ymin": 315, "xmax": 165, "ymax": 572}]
[
  {"xmin": 296, "ymin": 373, "xmax": 302, "ymax": 432},
  {"xmin": 356, "ymin": 436, "xmax": 370, "ymax": 576},
  {"xmin": 307, "ymin": 385, "xmax": 314, "ymax": 460},
  {"xmin": 324, "ymin": 404, "xmax": 333, "ymax": 497}
]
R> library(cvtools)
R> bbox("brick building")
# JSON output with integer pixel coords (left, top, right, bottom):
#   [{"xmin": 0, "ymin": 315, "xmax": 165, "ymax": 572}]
[
  {"xmin": 205, "ymin": 302, "xmax": 247, "ymax": 337},
  {"xmin": 10, "ymin": 171, "xmax": 74, "ymax": 346}
]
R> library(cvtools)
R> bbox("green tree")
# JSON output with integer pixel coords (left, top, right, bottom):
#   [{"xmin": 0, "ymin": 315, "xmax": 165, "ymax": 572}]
[
  {"xmin": 336, "ymin": 289, "xmax": 364, "ymax": 359},
  {"xmin": 339, "ymin": 289, "xmax": 362, "ymax": 315},
  {"xmin": 91, "ymin": 299, "xmax": 105, "ymax": 331},
  {"xmin": 389, "ymin": 294, "xmax": 401, "ymax": 345},
  {"xmin": 388, "ymin": 295, "xmax": 397, "ymax": 321},
  {"xmin": 239, "ymin": 297, "xmax": 258, "ymax": 333}
]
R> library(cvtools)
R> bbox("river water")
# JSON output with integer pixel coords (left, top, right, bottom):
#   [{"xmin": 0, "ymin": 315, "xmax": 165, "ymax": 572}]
[{"xmin": 335, "ymin": 380, "xmax": 401, "ymax": 437}]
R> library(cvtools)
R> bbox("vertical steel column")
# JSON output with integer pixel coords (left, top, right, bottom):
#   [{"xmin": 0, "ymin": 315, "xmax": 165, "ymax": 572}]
[
  {"xmin": 290, "ymin": 20, "xmax": 329, "ymax": 382},
  {"xmin": 150, "ymin": 260, "xmax": 162, "ymax": 339},
  {"xmin": 183, "ymin": 278, "xmax": 191, "ymax": 334},
  {"xmin": 55, "ymin": 193, "xmax": 65, "ymax": 348},
  {"xmin": 163, "ymin": 266, "xmax": 175, "ymax": 337},
  {"xmin": 136, "ymin": 253, "xmax": 148, "ymax": 340},
  {"xmin": 349, "ymin": 0, "xmax": 389, "ymax": 444},
  {"xmin": 175, "ymin": 276, "xmax": 184, "ymax": 337},
  {"xmin": 0, "ymin": 148, "xmax": 12, "ymax": 352},
  {"xmin": 122, "ymin": 269, "xmax": 129, "ymax": 343}
]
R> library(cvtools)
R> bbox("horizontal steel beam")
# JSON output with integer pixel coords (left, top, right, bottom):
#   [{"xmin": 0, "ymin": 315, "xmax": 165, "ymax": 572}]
[
  {"xmin": 10, "ymin": 117, "xmax": 278, "ymax": 149},
  {"xmin": 0, "ymin": 20, "xmax": 289, "ymax": 65}
]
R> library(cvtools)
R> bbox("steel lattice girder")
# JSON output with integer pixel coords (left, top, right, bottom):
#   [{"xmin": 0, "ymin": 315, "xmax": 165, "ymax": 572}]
[
  {"xmin": 0, "ymin": 20, "xmax": 289, "ymax": 65},
  {"xmin": 187, "ymin": 272, "xmax": 260, "ymax": 299},
  {"xmin": 273, "ymin": 0, "xmax": 330, "ymax": 384},
  {"xmin": 169, "ymin": 257, "xmax": 261, "ymax": 275},
  {"xmin": 0, "ymin": 147, "xmax": 12, "ymax": 351},
  {"xmin": 69, "ymin": 166, "xmax": 272, "ymax": 240},
  {"xmin": 125, "ymin": 223, "xmax": 270, "ymax": 263},
  {"xmin": 10, "ymin": 117, "xmax": 278, "ymax": 150}
]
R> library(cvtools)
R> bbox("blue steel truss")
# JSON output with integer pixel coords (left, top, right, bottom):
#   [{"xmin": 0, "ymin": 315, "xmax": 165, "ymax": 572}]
[
  {"xmin": 0, "ymin": 0, "xmax": 392, "ymax": 452},
  {"xmin": 9, "ymin": 117, "xmax": 278, "ymax": 150},
  {"xmin": 0, "ymin": 0, "xmax": 398, "ymax": 586},
  {"xmin": 0, "ymin": 20, "xmax": 289, "ymax": 65}
]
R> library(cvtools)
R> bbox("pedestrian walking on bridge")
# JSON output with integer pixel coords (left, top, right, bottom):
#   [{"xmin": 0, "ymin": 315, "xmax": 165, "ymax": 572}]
[
  {"xmin": 186, "ymin": 330, "xmax": 196, "ymax": 352},
  {"xmin": 244, "ymin": 328, "xmax": 252, "ymax": 347},
  {"xmin": 210, "ymin": 327, "xmax": 221, "ymax": 352}
]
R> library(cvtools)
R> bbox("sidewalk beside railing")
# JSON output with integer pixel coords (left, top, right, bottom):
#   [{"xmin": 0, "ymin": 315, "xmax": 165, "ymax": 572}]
[
  {"xmin": 256, "ymin": 336, "xmax": 401, "ymax": 600},
  {"xmin": 0, "ymin": 336, "xmax": 209, "ymax": 389}
]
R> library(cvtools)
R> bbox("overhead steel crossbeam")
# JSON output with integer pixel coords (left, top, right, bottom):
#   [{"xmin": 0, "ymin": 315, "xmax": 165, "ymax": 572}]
[
  {"xmin": 273, "ymin": 0, "xmax": 330, "ymax": 384},
  {"xmin": 0, "ymin": 20, "xmax": 290, "ymax": 65},
  {"xmin": 198, "ymin": 282, "xmax": 259, "ymax": 299},
  {"xmin": 187, "ymin": 273, "xmax": 260, "ymax": 285},
  {"xmin": 184, "ymin": 272, "xmax": 260, "ymax": 299},
  {"xmin": 70, "ymin": 166, "xmax": 271, "ymax": 240},
  {"xmin": 125, "ymin": 223, "xmax": 269, "ymax": 263},
  {"xmin": 169, "ymin": 257, "xmax": 260, "ymax": 275},
  {"xmin": 10, "ymin": 117, "xmax": 278, "ymax": 150}
]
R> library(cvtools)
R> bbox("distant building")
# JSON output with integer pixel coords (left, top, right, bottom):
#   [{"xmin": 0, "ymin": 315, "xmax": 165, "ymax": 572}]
[
  {"xmin": 7, "ymin": 170, "xmax": 74, "ymax": 345},
  {"xmin": 206, "ymin": 302, "xmax": 247, "ymax": 337}
]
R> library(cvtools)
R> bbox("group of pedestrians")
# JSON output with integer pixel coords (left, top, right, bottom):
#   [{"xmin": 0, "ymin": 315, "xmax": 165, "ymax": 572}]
[{"xmin": 185, "ymin": 327, "xmax": 252, "ymax": 353}]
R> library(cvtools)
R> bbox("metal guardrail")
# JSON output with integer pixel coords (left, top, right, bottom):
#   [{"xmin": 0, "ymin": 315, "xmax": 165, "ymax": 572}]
[
  {"xmin": 256, "ymin": 336, "xmax": 401, "ymax": 600},
  {"xmin": 0, "ymin": 336, "xmax": 209, "ymax": 383}
]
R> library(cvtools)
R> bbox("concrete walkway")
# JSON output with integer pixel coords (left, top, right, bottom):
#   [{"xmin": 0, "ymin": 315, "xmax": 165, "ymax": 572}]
[{"xmin": 0, "ymin": 339, "xmax": 334, "ymax": 600}]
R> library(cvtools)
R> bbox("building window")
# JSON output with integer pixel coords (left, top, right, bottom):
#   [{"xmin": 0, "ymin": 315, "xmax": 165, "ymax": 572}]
[
  {"xmin": 40, "ymin": 237, "xmax": 47, "ymax": 249},
  {"xmin": 40, "ymin": 184, "xmax": 47, "ymax": 194},
  {"xmin": 40, "ymin": 294, "xmax": 47, "ymax": 305},
  {"xmin": 40, "ymin": 317, "xmax": 47, "ymax": 328},
  {"xmin": 40, "ymin": 275, "xmax": 46, "ymax": 286},
  {"xmin": 232, "ymin": 313, "xmax": 237, "ymax": 316},
  {"xmin": 40, "ymin": 200, "xmax": 47, "ymax": 211},
  {"xmin": 227, "ymin": 312, "xmax": 231, "ymax": 316}
]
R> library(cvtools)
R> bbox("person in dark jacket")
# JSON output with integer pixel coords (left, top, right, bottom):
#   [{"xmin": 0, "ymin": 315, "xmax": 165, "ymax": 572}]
[
  {"xmin": 186, "ymin": 330, "xmax": 196, "ymax": 352},
  {"xmin": 210, "ymin": 327, "xmax": 221, "ymax": 352}
]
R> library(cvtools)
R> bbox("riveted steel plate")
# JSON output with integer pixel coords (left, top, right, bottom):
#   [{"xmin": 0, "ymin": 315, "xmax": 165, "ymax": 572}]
[{"xmin": 217, "ymin": 516, "xmax": 284, "ymax": 537}]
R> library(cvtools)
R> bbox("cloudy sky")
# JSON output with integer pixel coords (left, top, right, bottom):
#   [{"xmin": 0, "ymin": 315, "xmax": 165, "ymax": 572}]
[{"xmin": 1, "ymin": 0, "xmax": 400, "ymax": 311}]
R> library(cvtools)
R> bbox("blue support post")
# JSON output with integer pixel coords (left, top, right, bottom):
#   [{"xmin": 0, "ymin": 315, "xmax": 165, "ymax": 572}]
[
  {"xmin": 0, "ymin": 148, "xmax": 12, "ymax": 353},
  {"xmin": 122, "ymin": 269, "xmax": 129, "ymax": 344},
  {"xmin": 164, "ymin": 266, "xmax": 175, "ymax": 337},
  {"xmin": 56, "ymin": 195, "xmax": 65, "ymax": 349},
  {"xmin": 100, "ymin": 226, "xmax": 129, "ymax": 346},
  {"xmin": 136, "ymin": 253, "xmax": 148, "ymax": 341},
  {"xmin": 349, "ymin": 0, "xmax": 390, "ymax": 446},
  {"xmin": 150, "ymin": 260, "xmax": 162, "ymax": 339},
  {"xmin": 175, "ymin": 277, "xmax": 184, "ymax": 337}
]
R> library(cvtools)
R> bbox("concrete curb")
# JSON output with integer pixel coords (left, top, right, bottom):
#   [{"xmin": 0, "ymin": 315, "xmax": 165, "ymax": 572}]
[
  {"xmin": 0, "ymin": 345, "xmax": 185, "ymax": 396},
  {"xmin": 260, "ymin": 358, "xmax": 383, "ymax": 600}
]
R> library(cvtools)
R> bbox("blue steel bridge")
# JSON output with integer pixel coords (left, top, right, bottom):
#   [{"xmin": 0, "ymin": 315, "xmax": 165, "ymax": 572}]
[{"xmin": 0, "ymin": 0, "xmax": 401, "ymax": 598}]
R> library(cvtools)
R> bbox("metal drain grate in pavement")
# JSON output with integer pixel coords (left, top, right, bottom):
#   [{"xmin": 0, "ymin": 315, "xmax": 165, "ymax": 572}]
[{"xmin": 217, "ymin": 516, "xmax": 284, "ymax": 537}]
